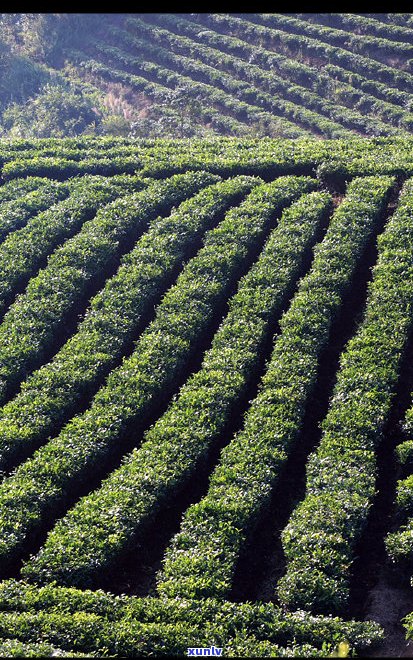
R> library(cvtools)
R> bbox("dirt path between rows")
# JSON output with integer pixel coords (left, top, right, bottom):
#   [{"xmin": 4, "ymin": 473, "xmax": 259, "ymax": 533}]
[{"xmin": 362, "ymin": 568, "xmax": 413, "ymax": 657}]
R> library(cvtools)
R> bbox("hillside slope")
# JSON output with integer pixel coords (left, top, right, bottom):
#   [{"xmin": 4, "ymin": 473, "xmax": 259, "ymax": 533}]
[
  {"xmin": 2, "ymin": 13, "xmax": 413, "ymax": 138},
  {"xmin": 0, "ymin": 137, "xmax": 410, "ymax": 656}
]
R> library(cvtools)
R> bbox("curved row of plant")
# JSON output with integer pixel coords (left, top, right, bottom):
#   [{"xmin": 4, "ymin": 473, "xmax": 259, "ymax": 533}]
[
  {"xmin": 0, "ymin": 136, "xmax": 291, "ymax": 157},
  {"xmin": 84, "ymin": 43, "xmax": 311, "ymax": 139},
  {"xmin": 1, "ymin": 153, "xmax": 146, "ymax": 181},
  {"xmin": 145, "ymin": 15, "xmax": 412, "ymax": 131},
  {"xmin": 22, "ymin": 187, "xmax": 328, "ymax": 587},
  {"xmin": 0, "ymin": 140, "xmax": 202, "ymax": 163},
  {"xmin": 0, "ymin": 180, "xmax": 71, "ymax": 244},
  {"xmin": 114, "ymin": 20, "xmax": 392, "ymax": 138},
  {"xmin": 278, "ymin": 177, "xmax": 413, "ymax": 615},
  {"xmin": 321, "ymin": 62, "xmax": 412, "ymax": 110},
  {"xmin": 0, "ymin": 580, "xmax": 383, "ymax": 658},
  {"xmin": 0, "ymin": 173, "xmax": 268, "ymax": 474},
  {"xmin": 147, "ymin": 14, "xmax": 412, "ymax": 111},
  {"xmin": 5, "ymin": 137, "xmax": 413, "ymax": 183},
  {"xmin": 0, "ymin": 134, "xmax": 304, "ymax": 180},
  {"xmin": 102, "ymin": 23, "xmax": 363, "ymax": 138},
  {"xmin": 0, "ymin": 176, "xmax": 50, "ymax": 203},
  {"xmin": 0, "ymin": 174, "xmax": 140, "ymax": 319},
  {"xmin": 0, "ymin": 139, "xmax": 200, "ymax": 168},
  {"xmin": 245, "ymin": 13, "xmax": 413, "ymax": 63},
  {"xmin": 184, "ymin": 13, "xmax": 413, "ymax": 120},
  {"xmin": 0, "ymin": 172, "xmax": 221, "ymax": 411},
  {"xmin": 316, "ymin": 154, "xmax": 413, "ymax": 190},
  {"xmin": 384, "ymin": 394, "xmax": 413, "ymax": 567},
  {"xmin": 365, "ymin": 14, "xmax": 413, "ymax": 28},
  {"xmin": 0, "ymin": 134, "xmax": 323, "ymax": 181},
  {"xmin": 135, "ymin": 137, "xmax": 413, "ymax": 181},
  {"xmin": 222, "ymin": 14, "xmax": 413, "ymax": 92},
  {"xmin": 135, "ymin": 14, "xmax": 412, "ymax": 133},
  {"xmin": 96, "ymin": 36, "xmax": 339, "ymax": 138},
  {"xmin": 298, "ymin": 13, "xmax": 413, "ymax": 44},
  {"xmin": 0, "ymin": 140, "xmax": 215, "ymax": 170},
  {"xmin": 0, "ymin": 137, "xmax": 227, "ymax": 179},
  {"xmin": 74, "ymin": 53, "xmax": 260, "ymax": 138},
  {"xmin": 0, "ymin": 174, "xmax": 299, "ymax": 570},
  {"xmin": 0, "ymin": 143, "xmax": 149, "ymax": 166},
  {"xmin": 138, "ymin": 139, "xmax": 413, "ymax": 185},
  {"xmin": 155, "ymin": 175, "xmax": 394, "ymax": 601},
  {"xmin": 0, "ymin": 135, "xmax": 146, "ymax": 153}
]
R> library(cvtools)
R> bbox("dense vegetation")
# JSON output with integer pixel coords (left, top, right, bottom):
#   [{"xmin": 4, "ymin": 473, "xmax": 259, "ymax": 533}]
[
  {"xmin": 0, "ymin": 136, "xmax": 409, "ymax": 656},
  {"xmin": 2, "ymin": 13, "xmax": 413, "ymax": 138},
  {"xmin": 2, "ymin": 10, "xmax": 413, "ymax": 659}
]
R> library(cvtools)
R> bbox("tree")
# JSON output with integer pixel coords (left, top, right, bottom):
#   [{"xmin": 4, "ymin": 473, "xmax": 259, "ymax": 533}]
[
  {"xmin": 130, "ymin": 85, "xmax": 208, "ymax": 138},
  {"xmin": 2, "ymin": 83, "xmax": 100, "ymax": 138}
]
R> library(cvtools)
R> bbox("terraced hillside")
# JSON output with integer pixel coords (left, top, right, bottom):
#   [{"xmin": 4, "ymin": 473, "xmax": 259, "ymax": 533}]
[
  {"xmin": 61, "ymin": 13, "xmax": 413, "ymax": 138},
  {"xmin": 0, "ymin": 136, "xmax": 413, "ymax": 656},
  {"xmin": 3, "ymin": 13, "xmax": 413, "ymax": 139}
]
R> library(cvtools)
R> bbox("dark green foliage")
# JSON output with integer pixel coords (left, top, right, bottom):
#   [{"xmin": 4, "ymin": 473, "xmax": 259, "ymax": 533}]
[
  {"xmin": 279, "ymin": 177, "xmax": 413, "ymax": 614},
  {"xmin": 0, "ymin": 35, "xmax": 50, "ymax": 108},
  {"xmin": 23, "ymin": 183, "xmax": 324, "ymax": 587},
  {"xmin": 2, "ymin": 84, "xmax": 100, "ymax": 139},
  {"xmin": 0, "ymin": 171, "xmax": 219, "ymax": 411},
  {"xmin": 0, "ymin": 173, "xmax": 141, "ymax": 317},
  {"xmin": 0, "ymin": 136, "xmax": 409, "ymax": 655},
  {"xmin": 0, "ymin": 580, "xmax": 383, "ymax": 657},
  {"xmin": 0, "ymin": 173, "xmax": 268, "ymax": 473},
  {"xmin": 0, "ymin": 174, "xmax": 275, "ymax": 571},
  {"xmin": 2, "ymin": 12, "xmax": 413, "ymax": 138},
  {"xmin": 0, "ymin": 177, "xmax": 51, "ymax": 203},
  {"xmin": 0, "ymin": 180, "xmax": 70, "ymax": 243},
  {"xmin": 156, "ymin": 176, "xmax": 394, "ymax": 600},
  {"xmin": 384, "ymin": 349, "xmax": 413, "ymax": 567},
  {"xmin": 125, "ymin": 16, "xmax": 403, "ymax": 138},
  {"xmin": 0, "ymin": 638, "xmax": 90, "ymax": 657}
]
